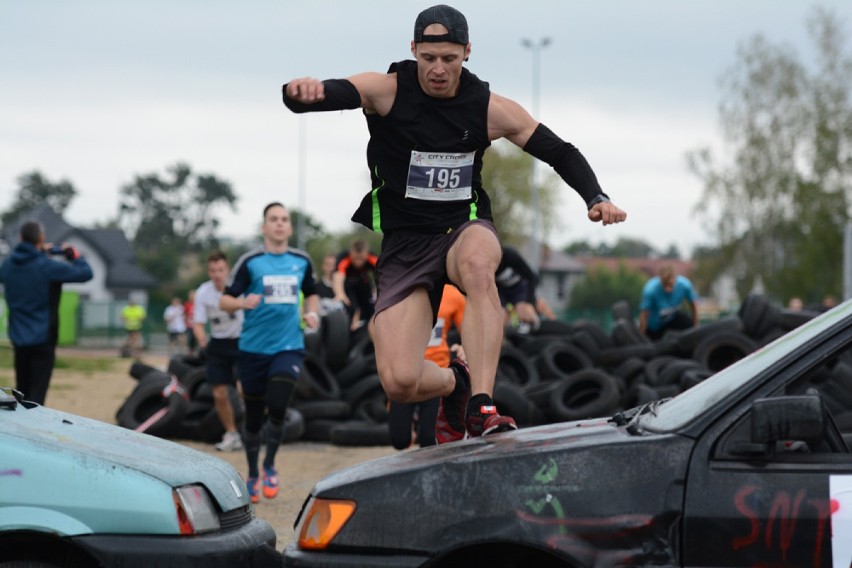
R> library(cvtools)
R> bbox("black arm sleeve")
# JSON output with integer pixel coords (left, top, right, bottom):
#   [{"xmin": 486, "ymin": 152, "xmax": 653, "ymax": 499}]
[
  {"xmin": 523, "ymin": 123, "xmax": 608, "ymax": 208},
  {"xmin": 282, "ymin": 79, "xmax": 362, "ymax": 113}
]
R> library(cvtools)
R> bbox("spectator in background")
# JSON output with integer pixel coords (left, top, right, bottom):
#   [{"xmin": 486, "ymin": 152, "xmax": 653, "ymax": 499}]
[
  {"xmin": 638, "ymin": 264, "xmax": 698, "ymax": 340},
  {"xmin": 787, "ymin": 296, "xmax": 804, "ymax": 311},
  {"xmin": 184, "ymin": 289, "xmax": 197, "ymax": 356},
  {"xmin": 314, "ymin": 253, "xmax": 337, "ymax": 300},
  {"xmin": 496, "ymin": 246, "xmax": 541, "ymax": 330},
  {"xmin": 333, "ymin": 239, "xmax": 378, "ymax": 330},
  {"xmin": 164, "ymin": 297, "xmax": 187, "ymax": 355},
  {"xmin": 822, "ymin": 294, "xmax": 838, "ymax": 312},
  {"xmin": 193, "ymin": 250, "xmax": 244, "ymax": 452},
  {"xmin": 0, "ymin": 220, "xmax": 93, "ymax": 404},
  {"xmin": 121, "ymin": 299, "xmax": 147, "ymax": 359},
  {"xmin": 387, "ymin": 284, "xmax": 466, "ymax": 449}
]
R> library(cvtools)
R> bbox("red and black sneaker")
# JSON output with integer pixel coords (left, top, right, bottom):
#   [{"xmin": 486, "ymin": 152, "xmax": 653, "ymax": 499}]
[
  {"xmin": 435, "ymin": 359, "xmax": 472, "ymax": 444},
  {"xmin": 466, "ymin": 402, "xmax": 518, "ymax": 437}
]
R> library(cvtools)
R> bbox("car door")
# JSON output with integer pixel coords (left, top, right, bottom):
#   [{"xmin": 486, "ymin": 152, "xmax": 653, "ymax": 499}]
[{"xmin": 681, "ymin": 365, "xmax": 852, "ymax": 567}]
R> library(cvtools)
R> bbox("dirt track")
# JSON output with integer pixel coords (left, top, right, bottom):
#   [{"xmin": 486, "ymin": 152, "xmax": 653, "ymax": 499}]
[{"xmin": 42, "ymin": 347, "xmax": 398, "ymax": 551}]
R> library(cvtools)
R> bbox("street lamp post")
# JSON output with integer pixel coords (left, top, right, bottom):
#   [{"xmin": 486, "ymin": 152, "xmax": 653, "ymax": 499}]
[{"xmin": 521, "ymin": 37, "xmax": 551, "ymax": 274}]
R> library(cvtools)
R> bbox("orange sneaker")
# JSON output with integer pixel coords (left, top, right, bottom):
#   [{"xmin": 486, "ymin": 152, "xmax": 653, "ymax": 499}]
[{"xmin": 262, "ymin": 466, "xmax": 279, "ymax": 499}]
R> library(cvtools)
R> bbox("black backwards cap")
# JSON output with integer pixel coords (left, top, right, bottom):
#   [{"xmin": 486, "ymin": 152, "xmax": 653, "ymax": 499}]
[{"xmin": 413, "ymin": 5, "xmax": 469, "ymax": 45}]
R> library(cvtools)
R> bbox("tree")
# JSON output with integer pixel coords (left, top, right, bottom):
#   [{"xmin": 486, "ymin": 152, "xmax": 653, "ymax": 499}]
[
  {"xmin": 1, "ymin": 171, "xmax": 77, "ymax": 225},
  {"xmin": 686, "ymin": 8, "xmax": 852, "ymax": 304},
  {"xmin": 118, "ymin": 163, "xmax": 238, "ymax": 281},
  {"xmin": 569, "ymin": 262, "xmax": 647, "ymax": 311},
  {"xmin": 481, "ymin": 141, "xmax": 562, "ymax": 247}
]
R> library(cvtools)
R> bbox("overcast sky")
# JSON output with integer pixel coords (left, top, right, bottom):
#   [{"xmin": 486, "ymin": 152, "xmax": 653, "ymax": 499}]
[{"xmin": 2, "ymin": 0, "xmax": 850, "ymax": 257}]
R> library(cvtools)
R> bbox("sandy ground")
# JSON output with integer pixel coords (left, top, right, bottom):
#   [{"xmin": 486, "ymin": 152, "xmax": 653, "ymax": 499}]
[{"xmin": 37, "ymin": 347, "xmax": 398, "ymax": 551}]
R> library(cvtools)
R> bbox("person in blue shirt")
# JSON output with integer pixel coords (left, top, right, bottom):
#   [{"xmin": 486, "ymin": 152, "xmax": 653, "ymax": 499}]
[
  {"xmin": 0, "ymin": 220, "xmax": 93, "ymax": 404},
  {"xmin": 638, "ymin": 264, "xmax": 698, "ymax": 340},
  {"xmin": 219, "ymin": 202, "xmax": 319, "ymax": 504}
]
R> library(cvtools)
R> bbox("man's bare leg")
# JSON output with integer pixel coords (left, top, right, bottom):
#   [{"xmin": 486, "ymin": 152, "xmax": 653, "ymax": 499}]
[
  {"xmin": 372, "ymin": 288, "xmax": 455, "ymax": 403},
  {"xmin": 445, "ymin": 224, "xmax": 503, "ymax": 399},
  {"xmin": 446, "ymin": 224, "xmax": 517, "ymax": 436}
]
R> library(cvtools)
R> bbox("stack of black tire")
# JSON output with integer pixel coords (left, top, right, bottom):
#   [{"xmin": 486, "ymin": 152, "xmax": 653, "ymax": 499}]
[
  {"xmin": 115, "ymin": 353, "xmax": 256, "ymax": 443},
  {"xmin": 117, "ymin": 294, "xmax": 835, "ymax": 447}
]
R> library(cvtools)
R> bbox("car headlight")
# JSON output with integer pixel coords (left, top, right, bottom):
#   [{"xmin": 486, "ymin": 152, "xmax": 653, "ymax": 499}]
[
  {"xmin": 297, "ymin": 497, "xmax": 357, "ymax": 550},
  {"xmin": 173, "ymin": 485, "xmax": 221, "ymax": 535}
]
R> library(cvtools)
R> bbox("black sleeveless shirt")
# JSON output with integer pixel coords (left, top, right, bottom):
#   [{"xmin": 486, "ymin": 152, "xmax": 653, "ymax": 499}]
[{"xmin": 351, "ymin": 60, "xmax": 493, "ymax": 233}]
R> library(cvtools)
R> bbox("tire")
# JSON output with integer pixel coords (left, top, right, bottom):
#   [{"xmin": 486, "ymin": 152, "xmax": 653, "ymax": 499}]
[
  {"xmin": 128, "ymin": 361, "xmax": 160, "ymax": 381},
  {"xmin": 533, "ymin": 319, "xmax": 575, "ymax": 337},
  {"xmin": 522, "ymin": 380, "xmax": 564, "ymax": 409},
  {"xmin": 321, "ymin": 308, "xmax": 351, "ymax": 371},
  {"xmin": 283, "ymin": 407, "xmax": 306, "ymax": 442},
  {"xmin": 611, "ymin": 357, "xmax": 646, "ymax": 387},
  {"xmin": 167, "ymin": 355, "xmax": 198, "ymax": 381},
  {"xmin": 680, "ymin": 367, "xmax": 714, "ymax": 391},
  {"xmin": 291, "ymin": 399, "xmax": 352, "ymax": 420},
  {"xmin": 656, "ymin": 359, "xmax": 703, "ymax": 387},
  {"xmin": 329, "ymin": 420, "xmax": 392, "ymax": 446},
  {"xmin": 296, "ymin": 354, "xmax": 342, "ymax": 401},
  {"xmin": 116, "ymin": 379, "xmax": 188, "ymax": 438},
  {"xmin": 673, "ymin": 317, "xmax": 742, "ymax": 356},
  {"xmin": 570, "ymin": 320, "xmax": 613, "ymax": 350},
  {"xmin": 594, "ymin": 343, "xmax": 657, "ymax": 367},
  {"xmin": 610, "ymin": 320, "xmax": 648, "ymax": 347},
  {"xmin": 692, "ymin": 331, "xmax": 758, "ymax": 372},
  {"xmin": 535, "ymin": 342, "xmax": 593, "ymax": 381},
  {"xmin": 611, "ymin": 299, "xmax": 633, "ymax": 322},
  {"xmin": 547, "ymin": 369, "xmax": 621, "ymax": 421},
  {"xmin": 180, "ymin": 366, "xmax": 209, "ymax": 400},
  {"xmin": 335, "ymin": 353, "xmax": 377, "ymax": 388},
  {"xmin": 493, "ymin": 381, "xmax": 545, "ymax": 427},
  {"xmin": 302, "ymin": 418, "xmax": 344, "ymax": 442},
  {"xmin": 342, "ymin": 373, "xmax": 384, "ymax": 406},
  {"xmin": 777, "ymin": 308, "xmax": 820, "ymax": 331},
  {"xmin": 497, "ymin": 344, "xmax": 540, "ymax": 388}
]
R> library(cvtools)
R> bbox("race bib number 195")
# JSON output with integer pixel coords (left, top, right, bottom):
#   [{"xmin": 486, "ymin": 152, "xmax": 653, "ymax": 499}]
[{"xmin": 405, "ymin": 151, "xmax": 474, "ymax": 201}]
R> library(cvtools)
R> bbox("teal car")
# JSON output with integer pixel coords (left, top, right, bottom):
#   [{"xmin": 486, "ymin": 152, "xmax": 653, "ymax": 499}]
[{"xmin": 0, "ymin": 387, "xmax": 279, "ymax": 567}]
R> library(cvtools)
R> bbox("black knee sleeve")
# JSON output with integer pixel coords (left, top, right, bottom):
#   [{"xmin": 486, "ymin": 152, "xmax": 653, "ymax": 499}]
[
  {"xmin": 243, "ymin": 393, "xmax": 266, "ymax": 433},
  {"xmin": 266, "ymin": 374, "xmax": 298, "ymax": 423}
]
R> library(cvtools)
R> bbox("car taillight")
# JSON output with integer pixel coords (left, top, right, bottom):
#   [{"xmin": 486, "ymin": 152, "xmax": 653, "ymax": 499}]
[
  {"xmin": 173, "ymin": 485, "xmax": 221, "ymax": 535},
  {"xmin": 297, "ymin": 497, "xmax": 357, "ymax": 550}
]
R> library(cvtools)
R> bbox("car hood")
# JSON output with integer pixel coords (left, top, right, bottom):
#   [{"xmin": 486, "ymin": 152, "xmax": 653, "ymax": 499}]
[
  {"xmin": 2, "ymin": 402, "xmax": 247, "ymax": 511},
  {"xmin": 317, "ymin": 417, "xmax": 650, "ymax": 489},
  {"xmin": 307, "ymin": 418, "xmax": 693, "ymax": 565}
]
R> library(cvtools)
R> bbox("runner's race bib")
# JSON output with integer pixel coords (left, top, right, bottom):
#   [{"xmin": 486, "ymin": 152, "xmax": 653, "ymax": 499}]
[
  {"xmin": 428, "ymin": 317, "xmax": 446, "ymax": 347},
  {"xmin": 405, "ymin": 151, "xmax": 474, "ymax": 201},
  {"xmin": 263, "ymin": 275, "xmax": 299, "ymax": 304}
]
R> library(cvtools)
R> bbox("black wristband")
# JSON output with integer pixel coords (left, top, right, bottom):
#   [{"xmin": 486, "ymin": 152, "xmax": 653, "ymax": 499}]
[
  {"xmin": 523, "ymin": 123, "xmax": 608, "ymax": 207},
  {"xmin": 282, "ymin": 79, "xmax": 361, "ymax": 113}
]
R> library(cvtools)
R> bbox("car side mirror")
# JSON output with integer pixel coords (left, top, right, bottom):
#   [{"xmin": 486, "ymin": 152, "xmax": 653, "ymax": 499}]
[{"xmin": 728, "ymin": 396, "xmax": 824, "ymax": 457}]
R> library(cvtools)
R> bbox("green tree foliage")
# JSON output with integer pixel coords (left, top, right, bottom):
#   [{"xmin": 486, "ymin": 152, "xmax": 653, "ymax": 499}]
[
  {"xmin": 569, "ymin": 262, "xmax": 647, "ymax": 310},
  {"xmin": 118, "ymin": 163, "xmax": 237, "ymax": 282},
  {"xmin": 562, "ymin": 237, "xmax": 668, "ymax": 259},
  {"xmin": 686, "ymin": 8, "xmax": 852, "ymax": 304},
  {"xmin": 482, "ymin": 141, "xmax": 562, "ymax": 247},
  {"xmin": 1, "ymin": 171, "xmax": 77, "ymax": 225}
]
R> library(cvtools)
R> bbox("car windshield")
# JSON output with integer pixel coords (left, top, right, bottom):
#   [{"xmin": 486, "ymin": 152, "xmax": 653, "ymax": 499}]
[{"xmin": 638, "ymin": 299, "xmax": 852, "ymax": 433}]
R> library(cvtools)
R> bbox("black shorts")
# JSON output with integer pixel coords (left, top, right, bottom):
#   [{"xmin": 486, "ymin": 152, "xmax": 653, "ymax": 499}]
[
  {"xmin": 375, "ymin": 220, "xmax": 496, "ymax": 323},
  {"xmin": 205, "ymin": 337, "xmax": 240, "ymax": 386},
  {"xmin": 237, "ymin": 350, "xmax": 304, "ymax": 396}
]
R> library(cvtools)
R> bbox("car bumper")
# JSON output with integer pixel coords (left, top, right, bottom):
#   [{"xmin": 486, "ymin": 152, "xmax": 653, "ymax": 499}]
[
  {"xmin": 73, "ymin": 518, "xmax": 280, "ymax": 568},
  {"xmin": 283, "ymin": 543, "xmax": 428, "ymax": 567}
]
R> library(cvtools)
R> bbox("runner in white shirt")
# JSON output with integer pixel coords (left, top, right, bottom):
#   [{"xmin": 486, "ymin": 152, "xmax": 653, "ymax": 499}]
[{"xmin": 193, "ymin": 250, "xmax": 245, "ymax": 451}]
